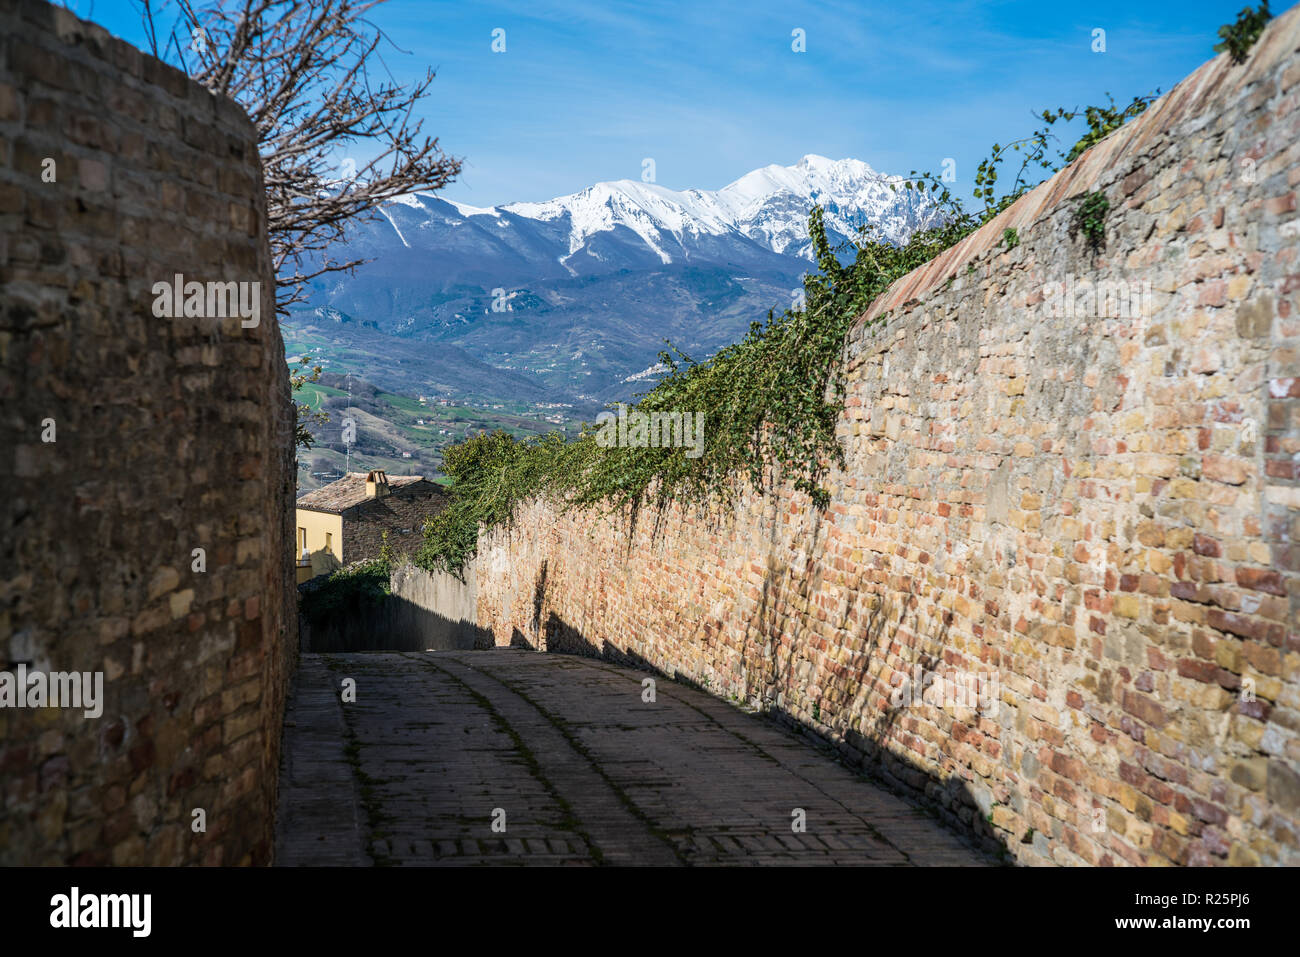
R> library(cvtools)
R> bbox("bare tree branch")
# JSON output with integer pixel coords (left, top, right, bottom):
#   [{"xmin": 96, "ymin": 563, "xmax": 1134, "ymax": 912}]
[{"xmin": 139, "ymin": 0, "xmax": 462, "ymax": 318}]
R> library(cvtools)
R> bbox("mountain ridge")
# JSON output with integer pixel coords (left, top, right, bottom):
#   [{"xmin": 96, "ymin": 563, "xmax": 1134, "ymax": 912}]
[{"xmin": 379, "ymin": 154, "xmax": 941, "ymax": 269}]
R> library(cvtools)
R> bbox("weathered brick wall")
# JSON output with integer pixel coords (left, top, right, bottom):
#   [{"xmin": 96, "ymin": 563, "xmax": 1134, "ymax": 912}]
[
  {"xmin": 473, "ymin": 10, "xmax": 1300, "ymax": 865},
  {"xmin": 0, "ymin": 1, "xmax": 295, "ymax": 864}
]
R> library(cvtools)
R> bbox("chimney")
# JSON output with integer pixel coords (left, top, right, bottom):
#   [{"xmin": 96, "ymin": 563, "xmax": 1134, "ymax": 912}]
[{"xmin": 365, "ymin": 469, "xmax": 390, "ymax": 499}]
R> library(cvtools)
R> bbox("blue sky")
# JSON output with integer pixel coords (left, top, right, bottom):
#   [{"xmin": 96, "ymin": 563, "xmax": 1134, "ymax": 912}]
[{"xmin": 89, "ymin": 0, "xmax": 1291, "ymax": 206}]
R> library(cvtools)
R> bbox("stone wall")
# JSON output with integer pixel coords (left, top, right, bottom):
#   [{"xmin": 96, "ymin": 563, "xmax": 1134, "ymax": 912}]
[
  {"xmin": 341, "ymin": 481, "xmax": 449, "ymax": 565},
  {"xmin": 299, "ymin": 563, "xmax": 486, "ymax": 653},
  {"xmin": 0, "ymin": 0, "xmax": 295, "ymax": 864},
  {"xmin": 472, "ymin": 10, "xmax": 1300, "ymax": 865}
]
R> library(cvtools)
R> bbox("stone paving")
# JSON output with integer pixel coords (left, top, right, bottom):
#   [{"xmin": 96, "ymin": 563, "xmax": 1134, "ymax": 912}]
[{"xmin": 275, "ymin": 649, "xmax": 993, "ymax": 866}]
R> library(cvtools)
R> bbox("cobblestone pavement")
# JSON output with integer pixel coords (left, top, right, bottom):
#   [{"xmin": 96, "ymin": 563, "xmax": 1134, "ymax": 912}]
[{"xmin": 275, "ymin": 649, "xmax": 993, "ymax": 866}]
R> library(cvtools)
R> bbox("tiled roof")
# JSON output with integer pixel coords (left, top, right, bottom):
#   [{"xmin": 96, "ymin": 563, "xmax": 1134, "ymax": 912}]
[{"xmin": 295, "ymin": 472, "xmax": 429, "ymax": 514}]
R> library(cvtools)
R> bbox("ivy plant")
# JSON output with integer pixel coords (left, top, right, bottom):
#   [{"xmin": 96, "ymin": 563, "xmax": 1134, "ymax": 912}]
[
  {"xmin": 1073, "ymin": 191, "xmax": 1111, "ymax": 251},
  {"xmin": 1215, "ymin": 2, "xmax": 1271, "ymax": 64}
]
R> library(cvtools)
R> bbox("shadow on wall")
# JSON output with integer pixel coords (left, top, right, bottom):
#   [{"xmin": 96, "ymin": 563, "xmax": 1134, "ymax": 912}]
[
  {"xmin": 308, "ymin": 547, "xmax": 341, "ymax": 577},
  {"xmin": 538, "ymin": 595, "xmax": 1011, "ymax": 862},
  {"xmin": 301, "ymin": 592, "xmax": 493, "ymax": 653}
]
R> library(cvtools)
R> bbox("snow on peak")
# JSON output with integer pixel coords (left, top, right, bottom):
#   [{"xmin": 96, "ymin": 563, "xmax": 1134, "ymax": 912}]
[
  {"xmin": 389, "ymin": 156, "xmax": 939, "ymax": 262},
  {"xmin": 443, "ymin": 197, "xmax": 500, "ymax": 218}
]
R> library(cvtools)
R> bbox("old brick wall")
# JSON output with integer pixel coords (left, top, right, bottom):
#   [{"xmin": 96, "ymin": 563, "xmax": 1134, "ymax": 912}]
[
  {"xmin": 0, "ymin": 1, "xmax": 296, "ymax": 864},
  {"xmin": 473, "ymin": 10, "xmax": 1300, "ymax": 865}
]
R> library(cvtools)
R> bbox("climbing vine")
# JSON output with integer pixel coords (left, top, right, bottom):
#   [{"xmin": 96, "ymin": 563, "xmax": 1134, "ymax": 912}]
[
  {"xmin": 1073, "ymin": 191, "xmax": 1111, "ymax": 251},
  {"xmin": 1215, "ymin": 2, "xmax": 1272, "ymax": 64}
]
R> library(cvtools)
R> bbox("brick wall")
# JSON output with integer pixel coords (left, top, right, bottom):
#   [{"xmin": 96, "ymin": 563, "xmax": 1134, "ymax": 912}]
[
  {"xmin": 472, "ymin": 9, "xmax": 1300, "ymax": 865},
  {"xmin": 0, "ymin": 0, "xmax": 295, "ymax": 864}
]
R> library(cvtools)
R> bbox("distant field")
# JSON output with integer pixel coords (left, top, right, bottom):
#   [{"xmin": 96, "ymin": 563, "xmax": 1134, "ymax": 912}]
[
  {"xmin": 292, "ymin": 369, "xmax": 580, "ymax": 494},
  {"xmin": 294, "ymin": 382, "xmax": 348, "ymax": 410}
]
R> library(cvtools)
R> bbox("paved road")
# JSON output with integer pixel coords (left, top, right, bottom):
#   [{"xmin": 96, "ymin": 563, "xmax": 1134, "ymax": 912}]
[{"xmin": 275, "ymin": 649, "xmax": 991, "ymax": 866}]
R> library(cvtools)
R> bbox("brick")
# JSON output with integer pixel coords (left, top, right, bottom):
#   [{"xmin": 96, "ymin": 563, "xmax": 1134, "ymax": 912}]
[
  {"xmin": 1201, "ymin": 454, "xmax": 1249, "ymax": 485},
  {"xmin": 0, "ymin": 2, "xmax": 291, "ymax": 869},
  {"xmin": 1236, "ymin": 566, "xmax": 1286, "ymax": 596}
]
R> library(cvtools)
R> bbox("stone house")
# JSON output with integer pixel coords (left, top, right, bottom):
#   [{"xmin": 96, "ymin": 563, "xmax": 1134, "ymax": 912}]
[{"xmin": 295, "ymin": 470, "xmax": 448, "ymax": 580}]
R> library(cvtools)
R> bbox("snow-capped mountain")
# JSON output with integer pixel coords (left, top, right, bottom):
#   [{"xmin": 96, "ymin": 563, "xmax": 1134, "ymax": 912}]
[
  {"xmin": 493, "ymin": 154, "xmax": 938, "ymax": 264},
  {"xmin": 290, "ymin": 156, "xmax": 939, "ymax": 413},
  {"xmin": 368, "ymin": 154, "xmax": 938, "ymax": 272}
]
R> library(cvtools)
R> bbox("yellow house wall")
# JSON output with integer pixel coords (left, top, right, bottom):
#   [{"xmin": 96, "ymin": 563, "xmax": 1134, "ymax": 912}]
[{"xmin": 295, "ymin": 509, "xmax": 344, "ymax": 570}]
